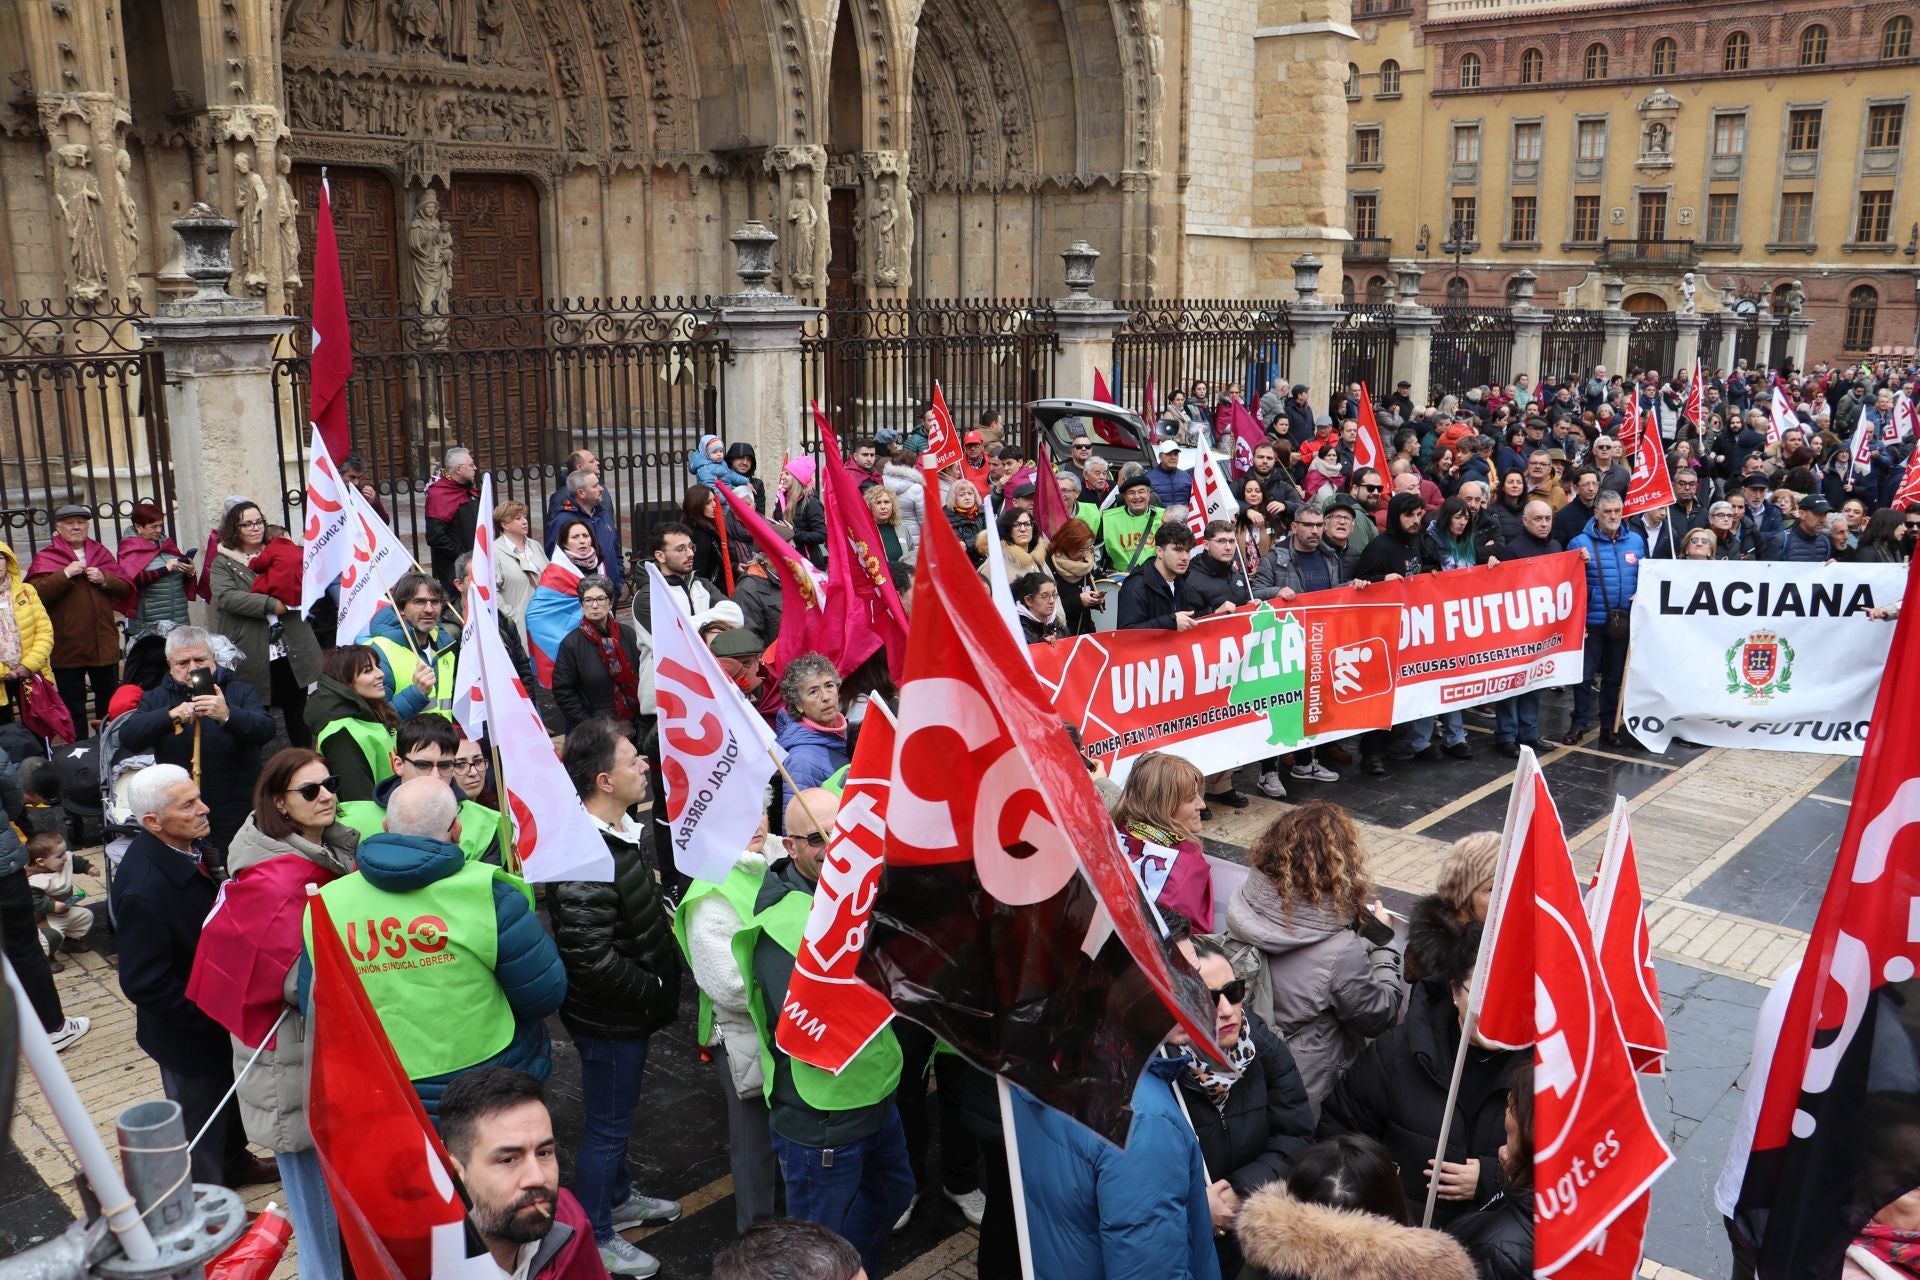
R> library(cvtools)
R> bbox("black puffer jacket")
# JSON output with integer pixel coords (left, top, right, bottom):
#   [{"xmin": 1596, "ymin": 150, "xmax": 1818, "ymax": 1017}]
[
  {"xmin": 1179, "ymin": 550, "xmax": 1253, "ymax": 616},
  {"xmin": 1446, "ymin": 1188, "xmax": 1533, "ymax": 1280},
  {"xmin": 1317, "ymin": 977, "xmax": 1524, "ymax": 1229},
  {"xmin": 548, "ymin": 817, "xmax": 682, "ymax": 1040},
  {"xmin": 303, "ymin": 675, "xmax": 396, "ymax": 803}
]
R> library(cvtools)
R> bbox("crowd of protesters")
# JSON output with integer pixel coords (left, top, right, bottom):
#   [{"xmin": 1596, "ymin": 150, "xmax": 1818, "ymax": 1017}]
[{"xmin": 1, "ymin": 352, "xmax": 1914, "ymax": 1280}]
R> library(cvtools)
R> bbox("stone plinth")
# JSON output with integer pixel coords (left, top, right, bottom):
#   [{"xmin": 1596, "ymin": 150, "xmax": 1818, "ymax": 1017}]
[
  {"xmin": 1389, "ymin": 307, "xmax": 1438, "ymax": 408},
  {"xmin": 1784, "ymin": 317, "xmax": 1813, "ymax": 372},
  {"xmin": 1673, "ymin": 313, "xmax": 1706, "ymax": 376},
  {"xmin": 1288, "ymin": 305, "xmax": 1346, "ymax": 404},
  {"xmin": 1510, "ymin": 308, "xmax": 1550, "ymax": 388},
  {"xmin": 715, "ymin": 295, "xmax": 818, "ymax": 472},
  {"xmin": 1052, "ymin": 299, "xmax": 1127, "ymax": 403},
  {"xmin": 1601, "ymin": 311, "xmax": 1633, "ymax": 375}
]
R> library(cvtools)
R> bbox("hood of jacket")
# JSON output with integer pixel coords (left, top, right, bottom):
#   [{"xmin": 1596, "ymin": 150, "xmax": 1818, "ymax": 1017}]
[
  {"xmin": 0, "ymin": 540, "xmax": 20, "ymax": 590},
  {"xmin": 368, "ymin": 600, "xmax": 456, "ymax": 652},
  {"xmin": 350, "ymin": 831, "xmax": 465, "ymax": 893},
  {"xmin": 304, "ymin": 674, "xmax": 388, "ymax": 731},
  {"xmin": 1235, "ymin": 1184, "xmax": 1477, "ymax": 1280},
  {"xmin": 724, "ymin": 441, "xmax": 758, "ymax": 475},
  {"xmin": 226, "ymin": 812, "xmax": 358, "ymax": 880},
  {"xmin": 774, "ymin": 709, "xmax": 848, "ymax": 755},
  {"xmin": 1225, "ymin": 871, "xmax": 1351, "ymax": 955}
]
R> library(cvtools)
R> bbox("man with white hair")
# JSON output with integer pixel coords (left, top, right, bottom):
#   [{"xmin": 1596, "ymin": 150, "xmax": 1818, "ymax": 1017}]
[
  {"xmin": 546, "ymin": 463, "xmax": 624, "ymax": 600},
  {"xmin": 112, "ymin": 765, "xmax": 275, "ymax": 1189},
  {"xmin": 302, "ymin": 774, "xmax": 567, "ymax": 1120},
  {"xmin": 425, "ymin": 444, "xmax": 482, "ymax": 596}
]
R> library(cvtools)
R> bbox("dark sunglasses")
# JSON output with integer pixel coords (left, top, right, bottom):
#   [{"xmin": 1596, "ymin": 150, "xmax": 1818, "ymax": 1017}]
[
  {"xmin": 1357, "ymin": 483, "xmax": 1383, "ymax": 492},
  {"xmin": 284, "ymin": 776, "xmax": 339, "ymax": 802},
  {"xmin": 404, "ymin": 757, "xmax": 459, "ymax": 774},
  {"xmin": 1209, "ymin": 979, "xmax": 1247, "ymax": 1006},
  {"xmin": 792, "ymin": 831, "xmax": 828, "ymax": 848}
]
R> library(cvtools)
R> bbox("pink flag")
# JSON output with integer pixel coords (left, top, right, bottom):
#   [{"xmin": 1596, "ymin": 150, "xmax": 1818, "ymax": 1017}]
[
  {"xmin": 815, "ymin": 404, "xmax": 910, "ymax": 682},
  {"xmin": 1033, "ymin": 439, "xmax": 1075, "ymax": 539},
  {"xmin": 1227, "ymin": 398, "xmax": 1266, "ymax": 479},
  {"xmin": 715, "ymin": 483, "xmax": 839, "ymax": 675},
  {"xmin": 309, "ymin": 173, "xmax": 354, "ymax": 465}
]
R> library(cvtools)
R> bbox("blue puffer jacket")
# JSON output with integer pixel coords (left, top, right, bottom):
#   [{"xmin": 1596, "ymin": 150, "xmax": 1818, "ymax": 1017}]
[
  {"xmin": 1567, "ymin": 517, "xmax": 1646, "ymax": 625},
  {"xmin": 1009, "ymin": 1065, "xmax": 1223, "ymax": 1280},
  {"xmin": 362, "ymin": 607, "xmax": 456, "ymax": 720},
  {"xmin": 298, "ymin": 832, "xmax": 567, "ymax": 1119},
  {"xmin": 773, "ymin": 711, "xmax": 851, "ymax": 809},
  {"xmin": 1147, "ymin": 463, "xmax": 1194, "ymax": 508}
]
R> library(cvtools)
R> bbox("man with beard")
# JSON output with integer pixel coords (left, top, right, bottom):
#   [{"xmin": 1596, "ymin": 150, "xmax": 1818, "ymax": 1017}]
[{"xmin": 440, "ymin": 1068, "xmax": 609, "ymax": 1279}]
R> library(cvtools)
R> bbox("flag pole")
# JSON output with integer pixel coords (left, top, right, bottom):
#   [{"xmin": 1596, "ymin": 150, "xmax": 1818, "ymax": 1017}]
[
  {"xmin": 767, "ymin": 746, "xmax": 830, "ymax": 840},
  {"xmin": 995, "ymin": 1074, "xmax": 1038, "ymax": 1280},
  {"xmin": 1421, "ymin": 999, "xmax": 1481, "ymax": 1229}
]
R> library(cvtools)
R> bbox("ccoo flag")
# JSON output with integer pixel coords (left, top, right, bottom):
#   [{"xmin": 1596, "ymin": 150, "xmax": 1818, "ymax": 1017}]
[{"xmin": 299, "ymin": 425, "xmax": 358, "ymax": 620}]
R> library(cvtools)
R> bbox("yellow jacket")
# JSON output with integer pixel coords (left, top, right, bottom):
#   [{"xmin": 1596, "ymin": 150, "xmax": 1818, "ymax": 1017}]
[{"xmin": 0, "ymin": 540, "xmax": 54, "ymax": 708}]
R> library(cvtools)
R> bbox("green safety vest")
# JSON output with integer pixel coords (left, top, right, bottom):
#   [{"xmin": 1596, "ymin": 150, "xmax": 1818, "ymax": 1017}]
[
  {"xmin": 368, "ymin": 635, "xmax": 458, "ymax": 719},
  {"xmin": 315, "ymin": 718, "xmax": 396, "ymax": 792},
  {"xmin": 672, "ymin": 862, "xmax": 769, "ymax": 1048},
  {"xmin": 734, "ymin": 883, "xmax": 902, "ymax": 1113},
  {"xmin": 336, "ymin": 799, "xmax": 386, "ymax": 840},
  {"xmin": 1095, "ymin": 506, "xmax": 1162, "ymax": 573},
  {"xmin": 305, "ymin": 859, "xmax": 529, "ymax": 1080},
  {"xmin": 457, "ymin": 800, "xmax": 503, "ymax": 864}
]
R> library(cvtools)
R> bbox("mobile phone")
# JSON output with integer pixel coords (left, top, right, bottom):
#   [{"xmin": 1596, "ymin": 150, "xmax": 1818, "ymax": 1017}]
[
  {"xmin": 187, "ymin": 667, "xmax": 215, "ymax": 696},
  {"xmin": 182, "ymin": 548, "xmax": 197, "ymax": 560}
]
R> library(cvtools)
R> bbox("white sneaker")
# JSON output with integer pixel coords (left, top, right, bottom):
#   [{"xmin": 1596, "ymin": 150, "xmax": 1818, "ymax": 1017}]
[
  {"xmin": 47, "ymin": 1016, "xmax": 90, "ymax": 1053},
  {"xmin": 598, "ymin": 1237, "xmax": 661, "ymax": 1277},
  {"xmin": 892, "ymin": 1191, "xmax": 921, "ymax": 1233},
  {"xmin": 943, "ymin": 1186, "xmax": 987, "ymax": 1226},
  {"xmin": 609, "ymin": 1191, "xmax": 681, "ymax": 1231},
  {"xmin": 1256, "ymin": 771, "xmax": 1287, "ymax": 799},
  {"xmin": 1290, "ymin": 762, "xmax": 1340, "ymax": 783}
]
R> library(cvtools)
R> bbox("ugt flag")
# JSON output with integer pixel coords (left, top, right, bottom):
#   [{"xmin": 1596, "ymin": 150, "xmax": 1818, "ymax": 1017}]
[
  {"xmin": 1735, "ymin": 555, "xmax": 1920, "ymax": 1280},
  {"xmin": 1472, "ymin": 748, "xmax": 1673, "ymax": 1273},
  {"xmin": 1587, "ymin": 798, "xmax": 1667, "ymax": 1076},
  {"xmin": 860, "ymin": 468, "xmax": 1224, "ymax": 1144},
  {"xmin": 1185, "ymin": 447, "xmax": 1238, "ymax": 539}
]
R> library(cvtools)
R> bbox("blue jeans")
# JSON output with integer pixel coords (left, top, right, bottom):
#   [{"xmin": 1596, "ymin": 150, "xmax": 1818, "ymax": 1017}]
[
  {"xmin": 277, "ymin": 1147, "xmax": 341, "ymax": 1280},
  {"xmin": 1574, "ymin": 630, "xmax": 1629, "ymax": 733},
  {"xmin": 1494, "ymin": 691, "xmax": 1541, "ymax": 745},
  {"xmin": 1409, "ymin": 711, "xmax": 1465, "ymax": 750},
  {"xmin": 772, "ymin": 1106, "xmax": 916, "ymax": 1278},
  {"xmin": 573, "ymin": 1034, "xmax": 652, "ymax": 1244}
]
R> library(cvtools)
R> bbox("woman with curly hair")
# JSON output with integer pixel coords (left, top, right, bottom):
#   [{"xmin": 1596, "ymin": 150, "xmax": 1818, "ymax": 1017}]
[
  {"xmin": 1225, "ymin": 801, "xmax": 1403, "ymax": 1113},
  {"xmin": 1111, "ymin": 751, "xmax": 1213, "ymax": 929}
]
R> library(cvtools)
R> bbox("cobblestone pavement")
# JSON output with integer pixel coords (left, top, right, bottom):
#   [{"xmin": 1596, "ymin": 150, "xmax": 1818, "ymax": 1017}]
[{"xmin": 5, "ymin": 703, "xmax": 1849, "ymax": 1279}]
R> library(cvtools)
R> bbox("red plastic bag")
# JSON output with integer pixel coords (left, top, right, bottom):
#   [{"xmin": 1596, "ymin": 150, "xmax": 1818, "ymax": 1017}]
[{"xmin": 208, "ymin": 1202, "xmax": 292, "ymax": 1280}]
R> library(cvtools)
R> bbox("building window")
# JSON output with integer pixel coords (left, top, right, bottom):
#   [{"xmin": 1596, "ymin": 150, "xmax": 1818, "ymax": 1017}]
[
  {"xmin": 1584, "ymin": 43, "xmax": 1609, "ymax": 80},
  {"xmin": 1342, "ymin": 275, "xmax": 1357, "ymax": 306},
  {"xmin": 1576, "ymin": 119, "xmax": 1607, "ymax": 159},
  {"xmin": 1705, "ymin": 193, "xmax": 1740, "ymax": 242},
  {"xmin": 1787, "ymin": 109, "xmax": 1822, "ymax": 153},
  {"xmin": 1346, "ymin": 64, "xmax": 1360, "ymax": 99},
  {"xmin": 1446, "ymin": 277, "xmax": 1470, "ymax": 305},
  {"xmin": 1777, "ymin": 192, "xmax": 1814, "ymax": 243},
  {"xmin": 1572, "ymin": 195, "xmax": 1602, "ymax": 242},
  {"xmin": 1713, "ymin": 113, "xmax": 1746, "ymax": 157},
  {"xmin": 1652, "ymin": 38, "xmax": 1677, "ymax": 77},
  {"xmin": 1366, "ymin": 275, "xmax": 1392, "ymax": 303},
  {"xmin": 1846, "ymin": 287, "xmax": 1879, "ymax": 349},
  {"xmin": 1379, "ymin": 60, "xmax": 1401, "ymax": 95},
  {"xmin": 1723, "ymin": 31, "xmax": 1750, "ymax": 71},
  {"xmin": 1450, "ymin": 196, "xmax": 1478, "ymax": 242},
  {"xmin": 1513, "ymin": 121, "xmax": 1543, "ymax": 162},
  {"xmin": 1637, "ymin": 191, "xmax": 1668, "ymax": 240},
  {"xmin": 1856, "ymin": 191, "xmax": 1895, "ymax": 243},
  {"xmin": 1453, "ymin": 124, "xmax": 1481, "ymax": 163},
  {"xmin": 1886, "ymin": 16, "xmax": 1914, "ymax": 59},
  {"xmin": 1799, "ymin": 24, "xmax": 1828, "ymax": 67},
  {"xmin": 1868, "ymin": 104, "xmax": 1906, "ymax": 149},
  {"xmin": 1352, "ymin": 193, "xmax": 1380, "ymax": 239},
  {"xmin": 1509, "ymin": 196, "xmax": 1538, "ymax": 243},
  {"xmin": 1520, "ymin": 47, "xmax": 1544, "ymax": 84},
  {"xmin": 1354, "ymin": 126, "xmax": 1382, "ymax": 165},
  {"xmin": 1459, "ymin": 53, "xmax": 1481, "ymax": 89}
]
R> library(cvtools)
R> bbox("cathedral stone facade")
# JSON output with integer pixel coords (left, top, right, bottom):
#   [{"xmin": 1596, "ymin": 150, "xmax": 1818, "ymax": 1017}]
[{"xmin": 0, "ymin": 0, "xmax": 1354, "ymax": 314}]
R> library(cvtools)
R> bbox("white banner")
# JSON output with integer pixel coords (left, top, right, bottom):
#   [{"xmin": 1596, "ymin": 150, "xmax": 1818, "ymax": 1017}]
[{"xmin": 1622, "ymin": 561, "xmax": 1905, "ymax": 755}]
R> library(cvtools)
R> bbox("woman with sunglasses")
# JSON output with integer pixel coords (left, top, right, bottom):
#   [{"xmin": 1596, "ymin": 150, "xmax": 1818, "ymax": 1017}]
[
  {"xmin": 1162, "ymin": 936, "xmax": 1314, "ymax": 1279},
  {"xmin": 199, "ymin": 747, "xmax": 358, "ymax": 1279},
  {"xmin": 1224, "ymin": 801, "xmax": 1402, "ymax": 1116}
]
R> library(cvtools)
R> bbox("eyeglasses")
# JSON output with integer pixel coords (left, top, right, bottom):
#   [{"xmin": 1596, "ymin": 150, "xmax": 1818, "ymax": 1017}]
[
  {"xmin": 1208, "ymin": 979, "xmax": 1247, "ymax": 1006},
  {"xmin": 403, "ymin": 757, "xmax": 459, "ymax": 774},
  {"xmin": 579, "ymin": 594, "xmax": 611, "ymax": 605},
  {"xmin": 791, "ymin": 831, "xmax": 828, "ymax": 848},
  {"xmin": 407, "ymin": 595, "xmax": 444, "ymax": 608},
  {"xmin": 284, "ymin": 776, "xmax": 339, "ymax": 802},
  {"xmin": 1357, "ymin": 483, "xmax": 1383, "ymax": 492},
  {"xmin": 1294, "ymin": 520, "xmax": 1324, "ymax": 530},
  {"xmin": 237, "ymin": 518, "xmax": 266, "ymax": 529},
  {"xmin": 452, "ymin": 756, "xmax": 487, "ymax": 772}
]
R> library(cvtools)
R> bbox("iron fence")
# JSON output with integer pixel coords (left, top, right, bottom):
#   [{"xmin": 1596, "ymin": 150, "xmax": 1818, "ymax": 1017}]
[
  {"xmin": 1542, "ymin": 311, "xmax": 1605, "ymax": 386},
  {"xmin": 1109, "ymin": 300, "xmax": 1294, "ymax": 424},
  {"xmin": 1628, "ymin": 314, "xmax": 1679, "ymax": 378},
  {"xmin": 0, "ymin": 298, "xmax": 173, "ymax": 558},
  {"xmin": 1329, "ymin": 306, "xmax": 1399, "ymax": 403},
  {"xmin": 1696, "ymin": 315, "xmax": 1723, "ymax": 373},
  {"xmin": 271, "ymin": 296, "xmax": 729, "ymax": 571},
  {"xmin": 799, "ymin": 299, "xmax": 1059, "ymax": 457},
  {"xmin": 1427, "ymin": 306, "xmax": 1516, "ymax": 401}
]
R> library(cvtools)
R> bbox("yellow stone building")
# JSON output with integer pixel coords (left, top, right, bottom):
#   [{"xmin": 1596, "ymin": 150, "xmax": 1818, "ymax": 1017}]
[{"xmin": 1343, "ymin": 0, "xmax": 1920, "ymax": 362}]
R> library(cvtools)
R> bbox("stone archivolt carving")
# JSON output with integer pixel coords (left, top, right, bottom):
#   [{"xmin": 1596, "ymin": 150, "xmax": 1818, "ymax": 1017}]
[
  {"xmin": 285, "ymin": 71, "xmax": 554, "ymax": 146},
  {"xmin": 54, "ymin": 143, "xmax": 108, "ymax": 302}
]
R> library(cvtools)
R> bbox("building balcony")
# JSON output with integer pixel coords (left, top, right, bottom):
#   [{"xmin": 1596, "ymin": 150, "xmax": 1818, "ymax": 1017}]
[
  {"xmin": 1346, "ymin": 236, "xmax": 1394, "ymax": 263},
  {"xmin": 1599, "ymin": 238, "xmax": 1698, "ymax": 267}
]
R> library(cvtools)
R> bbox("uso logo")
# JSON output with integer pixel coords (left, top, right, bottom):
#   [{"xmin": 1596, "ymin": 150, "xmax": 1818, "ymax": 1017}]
[{"xmin": 345, "ymin": 915, "xmax": 452, "ymax": 963}]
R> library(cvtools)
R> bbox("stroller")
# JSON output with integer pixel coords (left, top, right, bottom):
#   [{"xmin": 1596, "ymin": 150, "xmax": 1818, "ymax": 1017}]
[{"xmin": 89, "ymin": 630, "xmax": 173, "ymax": 917}]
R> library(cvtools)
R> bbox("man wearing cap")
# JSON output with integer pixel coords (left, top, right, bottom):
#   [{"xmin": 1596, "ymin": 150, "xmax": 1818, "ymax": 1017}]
[
  {"xmin": 27, "ymin": 504, "xmax": 131, "ymax": 734},
  {"xmin": 1281, "ymin": 384, "xmax": 1316, "ymax": 440},
  {"xmin": 1096, "ymin": 475, "xmax": 1163, "ymax": 574},
  {"xmin": 117, "ymin": 502, "xmax": 196, "ymax": 635},
  {"xmin": 1146, "ymin": 439, "xmax": 1193, "ymax": 508},
  {"xmin": 1007, "ymin": 480, "xmax": 1038, "ymax": 514},
  {"xmin": 1387, "ymin": 381, "xmax": 1416, "ymax": 423},
  {"xmin": 1740, "ymin": 473, "xmax": 1786, "ymax": 546},
  {"xmin": 711, "ymin": 627, "xmax": 779, "ymax": 720},
  {"xmin": 1322, "ymin": 495, "xmax": 1372, "ymax": 569},
  {"xmin": 1772, "ymin": 493, "xmax": 1836, "ymax": 563}
]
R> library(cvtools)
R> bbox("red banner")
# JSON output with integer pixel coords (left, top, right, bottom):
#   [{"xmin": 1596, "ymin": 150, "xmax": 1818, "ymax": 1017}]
[{"xmin": 1031, "ymin": 554, "xmax": 1586, "ymax": 782}]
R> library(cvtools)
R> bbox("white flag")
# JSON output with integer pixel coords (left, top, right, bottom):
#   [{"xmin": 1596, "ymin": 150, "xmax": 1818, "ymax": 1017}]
[
  {"xmin": 1767, "ymin": 384, "xmax": 1794, "ymax": 446},
  {"xmin": 299, "ymin": 425, "xmax": 357, "ymax": 620},
  {"xmin": 337, "ymin": 488, "xmax": 421, "ymax": 644},
  {"xmin": 1849, "ymin": 419, "xmax": 1877, "ymax": 478},
  {"xmin": 977, "ymin": 490, "xmax": 1028, "ymax": 659},
  {"xmin": 451, "ymin": 475, "xmax": 498, "ymax": 740},
  {"xmin": 1891, "ymin": 393, "xmax": 1917, "ymax": 445},
  {"xmin": 1185, "ymin": 448, "xmax": 1238, "ymax": 539},
  {"xmin": 647, "ymin": 564, "xmax": 782, "ymax": 883}
]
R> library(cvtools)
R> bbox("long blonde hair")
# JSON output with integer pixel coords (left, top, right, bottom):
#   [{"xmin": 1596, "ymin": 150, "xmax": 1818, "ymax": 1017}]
[
  {"xmin": 1111, "ymin": 752, "xmax": 1205, "ymax": 841},
  {"xmin": 1245, "ymin": 801, "xmax": 1372, "ymax": 922}
]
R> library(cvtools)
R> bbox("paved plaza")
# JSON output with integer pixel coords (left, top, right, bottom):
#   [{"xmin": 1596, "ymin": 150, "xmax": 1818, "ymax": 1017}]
[{"xmin": 1, "ymin": 692, "xmax": 1853, "ymax": 1279}]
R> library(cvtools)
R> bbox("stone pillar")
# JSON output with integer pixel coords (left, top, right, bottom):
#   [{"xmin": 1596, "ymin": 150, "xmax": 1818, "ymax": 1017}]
[
  {"xmin": 1754, "ymin": 303, "xmax": 1775, "ymax": 372},
  {"xmin": 766, "ymin": 146, "xmax": 828, "ymax": 299},
  {"xmin": 1287, "ymin": 254, "xmax": 1346, "ymax": 400},
  {"xmin": 1785, "ymin": 317, "xmax": 1814, "ymax": 372},
  {"xmin": 1716, "ymin": 318, "xmax": 1739, "ymax": 373},
  {"xmin": 858, "ymin": 152, "xmax": 912, "ymax": 300},
  {"xmin": 1050, "ymin": 242, "xmax": 1127, "ymax": 402},
  {"xmin": 1250, "ymin": 0, "xmax": 1358, "ymax": 290},
  {"xmin": 1390, "ymin": 309, "xmax": 1437, "ymax": 409},
  {"xmin": 139, "ymin": 206, "xmax": 295, "ymax": 550},
  {"xmin": 1673, "ymin": 313, "xmax": 1706, "ymax": 377},
  {"xmin": 1600, "ymin": 277, "xmax": 1632, "ymax": 374},
  {"xmin": 713, "ymin": 222, "xmax": 818, "ymax": 469},
  {"xmin": 1510, "ymin": 307, "xmax": 1549, "ymax": 387}
]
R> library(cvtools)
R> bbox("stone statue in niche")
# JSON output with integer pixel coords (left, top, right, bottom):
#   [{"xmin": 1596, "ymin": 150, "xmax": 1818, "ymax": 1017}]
[
  {"xmin": 284, "ymin": 0, "xmax": 328, "ymax": 42},
  {"xmin": 233, "ymin": 151, "xmax": 270, "ymax": 295},
  {"xmin": 55, "ymin": 145, "xmax": 107, "ymax": 302},
  {"xmin": 446, "ymin": 0, "xmax": 470, "ymax": 60},
  {"xmin": 409, "ymin": 189, "xmax": 454, "ymax": 315},
  {"xmin": 114, "ymin": 149, "xmax": 142, "ymax": 301},
  {"xmin": 870, "ymin": 179, "xmax": 899, "ymax": 286},
  {"xmin": 787, "ymin": 174, "xmax": 818, "ymax": 287},
  {"xmin": 1679, "ymin": 271, "xmax": 1696, "ymax": 313},
  {"xmin": 1784, "ymin": 280, "xmax": 1805, "ymax": 316},
  {"xmin": 475, "ymin": 0, "xmax": 507, "ymax": 61},
  {"xmin": 1646, "ymin": 122, "xmax": 1669, "ymax": 155},
  {"xmin": 276, "ymin": 152, "xmax": 302, "ymax": 291},
  {"xmin": 344, "ymin": 0, "xmax": 378, "ymax": 49}
]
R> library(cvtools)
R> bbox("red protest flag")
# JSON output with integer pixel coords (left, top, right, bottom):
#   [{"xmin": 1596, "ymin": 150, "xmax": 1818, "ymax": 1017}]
[
  {"xmin": 309, "ymin": 173, "xmax": 354, "ymax": 465},
  {"xmin": 1684, "ymin": 359, "xmax": 1704, "ymax": 433},
  {"xmin": 1469, "ymin": 749, "xmax": 1673, "ymax": 1272},
  {"xmin": 1895, "ymin": 445, "xmax": 1920, "ymax": 510},
  {"xmin": 925, "ymin": 380, "xmax": 964, "ymax": 473},
  {"xmin": 1621, "ymin": 406, "xmax": 1675, "ymax": 519},
  {"xmin": 1616, "ymin": 389, "xmax": 1641, "ymax": 459},
  {"xmin": 715, "ymin": 482, "xmax": 841, "ymax": 674},
  {"xmin": 1092, "ymin": 367, "xmax": 1114, "ymax": 404},
  {"xmin": 1086, "ymin": 367, "xmax": 1130, "ymax": 446},
  {"xmin": 1033, "ymin": 438, "xmax": 1075, "ymax": 539},
  {"xmin": 861, "ymin": 467, "xmax": 1225, "ymax": 1143},
  {"xmin": 1227, "ymin": 397, "xmax": 1266, "ymax": 479},
  {"xmin": 814, "ymin": 403, "xmax": 910, "ymax": 682},
  {"xmin": 1735, "ymin": 554, "xmax": 1920, "ymax": 1280},
  {"xmin": 1353, "ymin": 383, "xmax": 1389, "ymax": 477},
  {"xmin": 306, "ymin": 894, "xmax": 484, "ymax": 1279},
  {"xmin": 1586, "ymin": 799, "xmax": 1667, "ymax": 1076}
]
